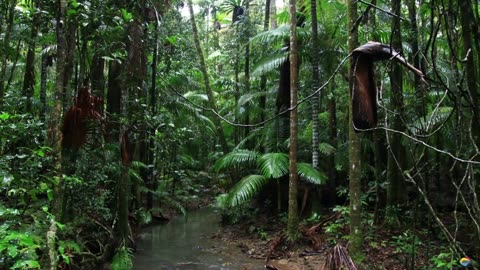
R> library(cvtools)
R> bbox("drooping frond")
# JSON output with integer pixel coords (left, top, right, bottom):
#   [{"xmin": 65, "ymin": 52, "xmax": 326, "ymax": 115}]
[
  {"xmin": 183, "ymin": 91, "xmax": 209, "ymax": 102},
  {"xmin": 409, "ymin": 106, "xmax": 453, "ymax": 135},
  {"xmin": 237, "ymin": 91, "xmax": 267, "ymax": 107},
  {"xmin": 319, "ymin": 142, "xmax": 336, "ymax": 156},
  {"xmin": 258, "ymin": 152, "xmax": 289, "ymax": 178},
  {"xmin": 250, "ymin": 25, "xmax": 290, "ymax": 46},
  {"xmin": 234, "ymin": 126, "xmax": 264, "ymax": 150},
  {"xmin": 214, "ymin": 149, "xmax": 260, "ymax": 171},
  {"xmin": 298, "ymin": 163, "xmax": 327, "ymax": 185},
  {"xmin": 227, "ymin": 174, "xmax": 270, "ymax": 207},
  {"xmin": 251, "ymin": 52, "xmax": 289, "ymax": 77}
]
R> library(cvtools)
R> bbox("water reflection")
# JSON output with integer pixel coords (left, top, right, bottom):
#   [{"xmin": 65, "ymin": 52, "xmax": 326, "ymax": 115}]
[{"xmin": 133, "ymin": 208, "xmax": 263, "ymax": 270}]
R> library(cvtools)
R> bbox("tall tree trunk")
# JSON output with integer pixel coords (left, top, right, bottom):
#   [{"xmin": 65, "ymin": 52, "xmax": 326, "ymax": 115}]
[
  {"xmin": 460, "ymin": 0, "xmax": 480, "ymax": 144},
  {"xmin": 106, "ymin": 61, "xmax": 122, "ymax": 141},
  {"xmin": 0, "ymin": 0, "xmax": 16, "ymax": 110},
  {"xmin": 22, "ymin": 0, "xmax": 41, "ymax": 113},
  {"xmin": 243, "ymin": 0, "xmax": 251, "ymax": 144},
  {"xmin": 385, "ymin": 0, "xmax": 406, "ymax": 226},
  {"xmin": 259, "ymin": 0, "xmax": 270, "ymax": 125},
  {"xmin": 188, "ymin": 0, "xmax": 229, "ymax": 154},
  {"xmin": 310, "ymin": 0, "xmax": 320, "ymax": 168},
  {"xmin": 49, "ymin": 0, "xmax": 67, "ymax": 268},
  {"xmin": 287, "ymin": 0, "xmax": 299, "ymax": 241},
  {"xmin": 40, "ymin": 45, "xmax": 48, "ymax": 122},
  {"xmin": 347, "ymin": 0, "xmax": 362, "ymax": 258}
]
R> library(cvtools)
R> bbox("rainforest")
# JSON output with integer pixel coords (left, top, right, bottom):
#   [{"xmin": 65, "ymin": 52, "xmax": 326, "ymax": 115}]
[{"xmin": 1, "ymin": 0, "xmax": 479, "ymax": 269}]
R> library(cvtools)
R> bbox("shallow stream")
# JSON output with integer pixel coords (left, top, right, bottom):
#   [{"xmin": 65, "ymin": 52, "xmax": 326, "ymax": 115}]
[{"xmin": 133, "ymin": 208, "xmax": 263, "ymax": 269}]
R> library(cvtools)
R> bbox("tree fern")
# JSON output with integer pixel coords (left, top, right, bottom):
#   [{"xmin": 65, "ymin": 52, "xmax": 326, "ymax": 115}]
[{"xmin": 227, "ymin": 174, "xmax": 270, "ymax": 207}]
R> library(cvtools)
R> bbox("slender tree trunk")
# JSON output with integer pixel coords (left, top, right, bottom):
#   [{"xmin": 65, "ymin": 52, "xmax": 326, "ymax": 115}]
[
  {"xmin": 188, "ymin": 0, "xmax": 229, "ymax": 154},
  {"xmin": 287, "ymin": 0, "xmax": 299, "ymax": 241},
  {"xmin": 310, "ymin": 0, "xmax": 320, "ymax": 168},
  {"xmin": 270, "ymin": 0, "xmax": 277, "ymax": 30},
  {"xmin": 243, "ymin": 0, "xmax": 251, "ymax": 144},
  {"xmin": 460, "ymin": 0, "xmax": 480, "ymax": 144},
  {"xmin": 0, "ymin": 0, "xmax": 16, "ymax": 110},
  {"xmin": 40, "ymin": 45, "xmax": 48, "ymax": 122},
  {"xmin": 259, "ymin": 0, "xmax": 270, "ymax": 125},
  {"xmin": 386, "ymin": 0, "xmax": 406, "ymax": 226},
  {"xmin": 326, "ymin": 82, "xmax": 337, "ymax": 205},
  {"xmin": 347, "ymin": 0, "xmax": 362, "ymax": 259},
  {"xmin": 22, "ymin": 0, "xmax": 41, "ymax": 113},
  {"xmin": 49, "ymin": 0, "xmax": 67, "ymax": 268}
]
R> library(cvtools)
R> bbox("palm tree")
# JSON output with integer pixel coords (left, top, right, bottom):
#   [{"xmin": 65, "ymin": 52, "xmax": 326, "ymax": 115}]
[{"xmin": 215, "ymin": 149, "xmax": 326, "ymax": 208}]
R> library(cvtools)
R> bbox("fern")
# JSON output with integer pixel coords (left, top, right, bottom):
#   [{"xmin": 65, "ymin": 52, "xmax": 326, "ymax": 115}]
[
  {"xmin": 227, "ymin": 174, "xmax": 270, "ymax": 207},
  {"xmin": 112, "ymin": 246, "xmax": 133, "ymax": 270}
]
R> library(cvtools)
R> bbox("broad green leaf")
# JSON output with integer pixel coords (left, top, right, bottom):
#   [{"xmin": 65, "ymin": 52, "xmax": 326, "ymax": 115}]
[
  {"xmin": 258, "ymin": 153, "xmax": 289, "ymax": 178},
  {"xmin": 228, "ymin": 174, "xmax": 270, "ymax": 207}
]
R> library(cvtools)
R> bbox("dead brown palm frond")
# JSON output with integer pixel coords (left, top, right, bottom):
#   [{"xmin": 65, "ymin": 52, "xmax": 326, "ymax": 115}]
[
  {"xmin": 316, "ymin": 243, "xmax": 357, "ymax": 270},
  {"xmin": 62, "ymin": 86, "xmax": 104, "ymax": 149}
]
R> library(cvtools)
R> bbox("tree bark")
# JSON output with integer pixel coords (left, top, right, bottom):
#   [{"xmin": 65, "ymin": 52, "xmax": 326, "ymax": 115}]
[
  {"xmin": 49, "ymin": 0, "xmax": 67, "ymax": 268},
  {"xmin": 385, "ymin": 0, "xmax": 406, "ymax": 226},
  {"xmin": 287, "ymin": 0, "xmax": 299, "ymax": 241},
  {"xmin": 22, "ymin": 0, "xmax": 41, "ymax": 113},
  {"xmin": 310, "ymin": 0, "xmax": 320, "ymax": 169},
  {"xmin": 0, "ymin": 0, "xmax": 16, "ymax": 110},
  {"xmin": 347, "ymin": 0, "xmax": 362, "ymax": 259}
]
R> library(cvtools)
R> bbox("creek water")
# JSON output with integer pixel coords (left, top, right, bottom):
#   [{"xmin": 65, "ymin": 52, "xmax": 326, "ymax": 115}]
[{"xmin": 133, "ymin": 207, "xmax": 264, "ymax": 270}]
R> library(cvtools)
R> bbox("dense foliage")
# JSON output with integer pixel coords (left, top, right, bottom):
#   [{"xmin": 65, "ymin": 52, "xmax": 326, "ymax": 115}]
[{"xmin": 1, "ymin": 0, "xmax": 479, "ymax": 269}]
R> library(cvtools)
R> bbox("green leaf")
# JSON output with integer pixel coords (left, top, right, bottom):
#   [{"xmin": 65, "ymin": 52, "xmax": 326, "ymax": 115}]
[
  {"xmin": 214, "ymin": 149, "xmax": 259, "ymax": 171},
  {"xmin": 251, "ymin": 52, "xmax": 288, "ymax": 77},
  {"xmin": 0, "ymin": 112, "xmax": 10, "ymax": 120},
  {"xmin": 318, "ymin": 142, "xmax": 336, "ymax": 155},
  {"xmin": 258, "ymin": 153, "xmax": 289, "ymax": 178},
  {"xmin": 228, "ymin": 174, "xmax": 270, "ymax": 207},
  {"xmin": 8, "ymin": 245, "xmax": 18, "ymax": 258},
  {"xmin": 297, "ymin": 163, "xmax": 327, "ymax": 185},
  {"xmin": 121, "ymin": 8, "xmax": 133, "ymax": 22},
  {"xmin": 12, "ymin": 260, "xmax": 40, "ymax": 269}
]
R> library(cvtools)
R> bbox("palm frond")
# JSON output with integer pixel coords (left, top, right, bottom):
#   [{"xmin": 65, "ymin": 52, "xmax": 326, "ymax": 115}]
[
  {"xmin": 195, "ymin": 113, "xmax": 217, "ymax": 135},
  {"xmin": 408, "ymin": 106, "xmax": 453, "ymax": 134},
  {"xmin": 227, "ymin": 174, "xmax": 270, "ymax": 207},
  {"xmin": 251, "ymin": 52, "xmax": 289, "ymax": 77},
  {"xmin": 250, "ymin": 25, "xmax": 290, "ymax": 46},
  {"xmin": 298, "ymin": 163, "xmax": 327, "ymax": 185},
  {"xmin": 214, "ymin": 149, "xmax": 260, "ymax": 171},
  {"xmin": 319, "ymin": 142, "xmax": 336, "ymax": 156},
  {"xmin": 183, "ymin": 91, "xmax": 209, "ymax": 102},
  {"xmin": 258, "ymin": 152, "xmax": 289, "ymax": 178},
  {"xmin": 233, "ymin": 126, "xmax": 264, "ymax": 150},
  {"xmin": 237, "ymin": 91, "xmax": 267, "ymax": 107}
]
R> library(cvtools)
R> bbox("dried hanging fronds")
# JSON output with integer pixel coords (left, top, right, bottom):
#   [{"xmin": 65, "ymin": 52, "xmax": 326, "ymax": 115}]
[
  {"xmin": 351, "ymin": 42, "xmax": 425, "ymax": 131},
  {"xmin": 61, "ymin": 86, "xmax": 103, "ymax": 149}
]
